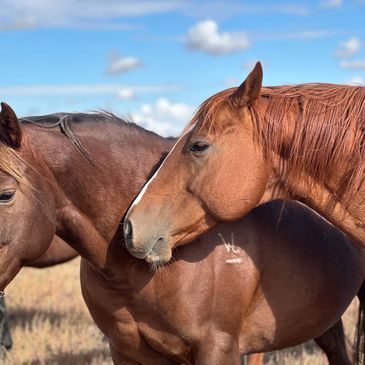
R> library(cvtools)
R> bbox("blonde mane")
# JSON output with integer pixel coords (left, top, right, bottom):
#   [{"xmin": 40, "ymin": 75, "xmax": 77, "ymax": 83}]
[{"xmin": 0, "ymin": 144, "xmax": 27, "ymax": 187}]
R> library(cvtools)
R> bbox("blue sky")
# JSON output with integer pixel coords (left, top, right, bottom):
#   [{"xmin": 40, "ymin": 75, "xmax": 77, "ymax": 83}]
[{"xmin": 1, "ymin": 0, "xmax": 365, "ymax": 136}]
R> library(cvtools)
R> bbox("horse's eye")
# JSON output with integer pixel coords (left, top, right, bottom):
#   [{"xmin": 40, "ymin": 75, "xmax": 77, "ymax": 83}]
[
  {"xmin": 0, "ymin": 190, "xmax": 15, "ymax": 204},
  {"xmin": 189, "ymin": 141, "xmax": 210, "ymax": 154}
]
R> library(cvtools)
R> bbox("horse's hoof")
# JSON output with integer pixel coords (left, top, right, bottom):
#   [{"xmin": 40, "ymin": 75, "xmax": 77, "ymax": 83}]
[{"xmin": 1, "ymin": 332, "xmax": 13, "ymax": 350}]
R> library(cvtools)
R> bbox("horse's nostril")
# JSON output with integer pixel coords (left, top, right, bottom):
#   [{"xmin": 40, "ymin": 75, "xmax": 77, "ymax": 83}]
[{"xmin": 124, "ymin": 219, "xmax": 133, "ymax": 246}]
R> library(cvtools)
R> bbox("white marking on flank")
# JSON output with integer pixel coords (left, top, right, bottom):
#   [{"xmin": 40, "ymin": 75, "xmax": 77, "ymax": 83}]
[
  {"xmin": 218, "ymin": 232, "xmax": 244, "ymax": 265},
  {"xmin": 225, "ymin": 258, "xmax": 243, "ymax": 264},
  {"xmin": 128, "ymin": 124, "xmax": 196, "ymax": 210},
  {"xmin": 218, "ymin": 232, "xmax": 240, "ymax": 254}
]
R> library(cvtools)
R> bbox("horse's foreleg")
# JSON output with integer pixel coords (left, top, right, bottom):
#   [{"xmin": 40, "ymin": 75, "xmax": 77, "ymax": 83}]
[
  {"xmin": 110, "ymin": 344, "xmax": 142, "ymax": 365},
  {"xmin": 109, "ymin": 341, "xmax": 177, "ymax": 365},
  {"xmin": 247, "ymin": 353, "xmax": 264, "ymax": 365},
  {"xmin": 0, "ymin": 297, "xmax": 12, "ymax": 351},
  {"xmin": 314, "ymin": 320, "xmax": 351, "ymax": 365},
  {"xmin": 194, "ymin": 334, "xmax": 240, "ymax": 365},
  {"xmin": 354, "ymin": 282, "xmax": 365, "ymax": 365}
]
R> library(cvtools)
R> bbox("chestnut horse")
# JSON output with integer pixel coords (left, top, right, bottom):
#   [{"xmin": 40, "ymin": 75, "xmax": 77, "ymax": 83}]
[
  {"xmin": 123, "ymin": 62, "xmax": 365, "ymax": 266},
  {"xmin": 0, "ymin": 103, "xmax": 362, "ymax": 364},
  {"xmin": 83, "ymin": 199, "xmax": 365, "ymax": 365}
]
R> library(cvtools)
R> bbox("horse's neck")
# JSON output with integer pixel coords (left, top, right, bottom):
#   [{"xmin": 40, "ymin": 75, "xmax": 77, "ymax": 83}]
[
  {"xmin": 263, "ymin": 169, "xmax": 365, "ymax": 245},
  {"xmin": 26, "ymin": 122, "xmax": 173, "ymax": 269},
  {"xmin": 294, "ymin": 182, "xmax": 365, "ymax": 245}
]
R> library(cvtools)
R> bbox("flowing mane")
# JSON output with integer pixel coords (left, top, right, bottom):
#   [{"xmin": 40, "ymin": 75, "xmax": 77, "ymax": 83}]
[
  {"xmin": 20, "ymin": 112, "xmax": 133, "ymax": 162},
  {"xmin": 20, "ymin": 111, "xmax": 170, "ymax": 162},
  {"xmin": 0, "ymin": 113, "xmax": 125, "ymax": 188},
  {"xmin": 192, "ymin": 83, "xmax": 365, "ymax": 207}
]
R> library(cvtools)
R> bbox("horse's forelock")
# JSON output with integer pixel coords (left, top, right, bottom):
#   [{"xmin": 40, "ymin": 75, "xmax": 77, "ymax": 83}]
[
  {"xmin": 184, "ymin": 88, "xmax": 237, "ymax": 136},
  {"xmin": 0, "ymin": 145, "xmax": 27, "ymax": 187}
]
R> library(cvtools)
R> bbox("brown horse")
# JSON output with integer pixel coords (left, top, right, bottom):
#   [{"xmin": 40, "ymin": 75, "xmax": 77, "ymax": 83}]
[
  {"xmin": 0, "ymin": 102, "xmax": 174, "ymax": 291},
  {"xmin": 0, "ymin": 104, "xmax": 171, "ymax": 356},
  {"xmin": 25, "ymin": 235, "xmax": 77, "ymax": 268},
  {"xmin": 0, "ymin": 103, "xmax": 362, "ymax": 364},
  {"xmin": 123, "ymin": 62, "xmax": 365, "ymax": 265},
  {"xmin": 0, "ymin": 236, "xmax": 77, "ymax": 352},
  {"xmin": 83, "ymin": 200, "xmax": 365, "ymax": 365}
]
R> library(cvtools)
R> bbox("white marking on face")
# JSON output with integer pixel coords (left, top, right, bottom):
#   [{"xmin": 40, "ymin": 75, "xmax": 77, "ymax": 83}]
[{"xmin": 128, "ymin": 124, "xmax": 196, "ymax": 210}]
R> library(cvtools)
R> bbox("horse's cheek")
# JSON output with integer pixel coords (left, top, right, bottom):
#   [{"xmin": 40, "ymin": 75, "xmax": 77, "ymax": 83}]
[{"xmin": 205, "ymin": 158, "xmax": 267, "ymax": 220}]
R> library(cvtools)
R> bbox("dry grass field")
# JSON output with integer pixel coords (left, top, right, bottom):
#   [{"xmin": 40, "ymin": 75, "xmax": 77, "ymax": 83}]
[
  {"xmin": 0, "ymin": 257, "xmax": 359, "ymax": 365},
  {"xmin": 2, "ymin": 258, "xmax": 111, "ymax": 365}
]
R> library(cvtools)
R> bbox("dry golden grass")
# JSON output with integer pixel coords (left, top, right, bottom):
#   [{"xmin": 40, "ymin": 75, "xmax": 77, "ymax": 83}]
[
  {"xmin": 2, "ymin": 258, "xmax": 112, "ymax": 365},
  {"xmin": 0, "ymin": 257, "xmax": 359, "ymax": 365}
]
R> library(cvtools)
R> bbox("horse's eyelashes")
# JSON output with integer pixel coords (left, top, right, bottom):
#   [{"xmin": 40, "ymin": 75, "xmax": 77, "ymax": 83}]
[
  {"xmin": 189, "ymin": 141, "xmax": 210, "ymax": 154},
  {"xmin": 0, "ymin": 190, "xmax": 16, "ymax": 204}
]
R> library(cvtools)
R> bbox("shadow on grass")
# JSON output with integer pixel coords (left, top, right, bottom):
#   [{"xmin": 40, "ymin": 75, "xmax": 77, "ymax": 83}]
[
  {"xmin": 25, "ymin": 347, "xmax": 111, "ymax": 365},
  {"xmin": 7, "ymin": 307, "xmax": 84, "ymax": 329},
  {"xmin": 239, "ymin": 341, "xmax": 321, "ymax": 364}
]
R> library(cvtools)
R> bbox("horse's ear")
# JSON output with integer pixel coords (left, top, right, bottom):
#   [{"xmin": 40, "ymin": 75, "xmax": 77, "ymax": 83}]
[
  {"xmin": 0, "ymin": 102, "xmax": 22, "ymax": 149},
  {"xmin": 230, "ymin": 62, "xmax": 263, "ymax": 107}
]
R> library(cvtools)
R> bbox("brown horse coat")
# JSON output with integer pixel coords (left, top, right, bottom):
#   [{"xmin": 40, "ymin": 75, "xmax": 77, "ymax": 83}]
[
  {"xmin": 26, "ymin": 235, "xmax": 78, "ymax": 268},
  {"xmin": 123, "ymin": 63, "xmax": 365, "ymax": 266},
  {"xmin": 0, "ymin": 104, "xmax": 361, "ymax": 364},
  {"xmin": 82, "ymin": 200, "xmax": 365, "ymax": 364}
]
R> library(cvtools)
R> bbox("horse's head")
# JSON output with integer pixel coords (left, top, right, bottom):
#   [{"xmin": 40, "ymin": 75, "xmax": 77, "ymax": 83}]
[
  {"xmin": 124, "ymin": 63, "xmax": 269, "ymax": 265},
  {"xmin": 0, "ymin": 103, "xmax": 57, "ymax": 290}
]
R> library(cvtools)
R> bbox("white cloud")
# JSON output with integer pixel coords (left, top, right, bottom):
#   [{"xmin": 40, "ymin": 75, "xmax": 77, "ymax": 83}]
[
  {"xmin": 320, "ymin": 0, "xmax": 342, "ymax": 8},
  {"xmin": 0, "ymin": 1, "xmax": 320, "ymax": 31},
  {"xmin": 340, "ymin": 60, "xmax": 365, "ymax": 69},
  {"xmin": 0, "ymin": 84, "xmax": 184, "ymax": 96},
  {"xmin": 346, "ymin": 76, "xmax": 364, "ymax": 85},
  {"xmin": 131, "ymin": 98, "xmax": 195, "ymax": 136},
  {"xmin": 186, "ymin": 20, "xmax": 250, "ymax": 56},
  {"xmin": 0, "ymin": 0, "xmax": 185, "ymax": 30},
  {"xmin": 336, "ymin": 37, "xmax": 362, "ymax": 57},
  {"xmin": 0, "ymin": 1, "xmax": 311, "ymax": 31},
  {"xmin": 106, "ymin": 53, "xmax": 142, "ymax": 75},
  {"xmin": 117, "ymin": 88, "xmax": 135, "ymax": 100}
]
